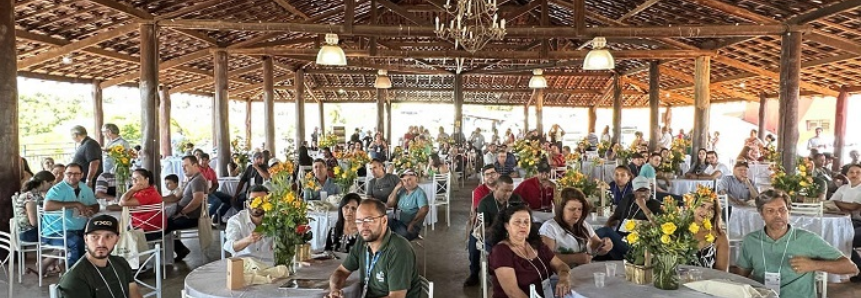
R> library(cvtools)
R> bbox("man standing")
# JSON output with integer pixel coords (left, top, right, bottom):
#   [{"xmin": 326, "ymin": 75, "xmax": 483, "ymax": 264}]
[
  {"xmin": 469, "ymin": 128, "xmax": 486, "ymax": 153},
  {"xmin": 311, "ymin": 127, "xmax": 320, "ymax": 150},
  {"xmin": 697, "ymin": 151, "xmax": 730, "ymax": 179},
  {"xmin": 70, "ymin": 125, "xmax": 102, "ymax": 188},
  {"xmin": 366, "ymin": 159, "xmax": 400, "ymax": 201},
  {"xmin": 57, "ymin": 215, "xmax": 142, "ymax": 298},
  {"xmin": 464, "ymin": 165, "xmax": 500, "ymax": 286},
  {"xmin": 167, "ymin": 155, "xmax": 207, "ymax": 261},
  {"xmin": 513, "ymin": 162, "xmax": 556, "ymax": 210},
  {"xmin": 224, "ymin": 185, "xmax": 273, "ymax": 259},
  {"xmin": 100, "ymin": 123, "xmax": 130, "ymax": 174},
  {"xmin": 734, "ymin": 190, "xmax": 857, "ymax": 296},
  {"xmin": 306, "ymin": 159, "xmax": 341, "ymax": 200},
  {"xmin": 386, "ymin": 169, "xmax": 428, "ymax": 241},
  {"xmin": 232, "ymin": 152, "xmax": 271, "ymax": 209},
  {"xmin": 718, "ymin": 162, "xmax": 760, "ymax": 206},
  {"xmin": 807, "ymin": 127, "xmax": 829, "ymax": 152},
  {"xmin": 328, "ymin": 199, "xmax": 421, "ymax": 298},
  {"xmin": 660, "ymin": 126, "xmax": 673, "ymax": 150},
  {"xmin": 44, "ymin": 162, "xmax": 100, "ymax": 266}
]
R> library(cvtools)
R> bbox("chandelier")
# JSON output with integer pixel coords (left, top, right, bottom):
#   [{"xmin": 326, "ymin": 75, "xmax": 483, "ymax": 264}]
[
  {"xmin": 434, "ymin": 0, "xmax": 506, "ymax": 53},
  {"xmin": 316, "ymin": 33, "xmax": 347, "ymax": 66}
]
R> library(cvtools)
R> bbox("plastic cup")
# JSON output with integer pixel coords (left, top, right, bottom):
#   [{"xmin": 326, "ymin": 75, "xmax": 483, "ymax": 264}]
[
  {"xmin": 594, "ymin": 272, "xmax": 606, "ymax": 288},
  {"xmin": 689, "ymin": 268, "xmax": 702, "ymax": 281},
  {"xmin": 605, "ymin": 263, "xmax": 616, "ymax": 277},
  {"xmin": 320, "ymin": 191, "xmax": 328, "ymax": 200},
  {"xmin": 590, "ymin": 212, "xmax": 597, "ymax": 222}
]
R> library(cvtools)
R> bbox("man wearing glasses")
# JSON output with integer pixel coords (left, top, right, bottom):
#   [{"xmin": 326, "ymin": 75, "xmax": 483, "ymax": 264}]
[
  {"xmin": 718, "ymin": 161, "xmax": 759, "ymax": 206},
  {"xmin": 464, "ymin": 164, "xmax": 500, "ymax": 286},
  {"xmin": 366, "ymin": 159, "xmax": 400, "ymax": 201},
  {"xmin": 43, "ymin": 162, "xmax": 100, "ymax": 266},
  {"xmin": 328, "ymin": 199, "xmax": 421, "ymax": 298}
]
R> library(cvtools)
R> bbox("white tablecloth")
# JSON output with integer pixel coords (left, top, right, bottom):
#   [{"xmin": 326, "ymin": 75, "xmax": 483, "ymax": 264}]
[
  {"xmin": 417, "ymin": 180, "xmax": 439, "ymax": 226},
  {"xmin": 308, "ymin": 210, "xmax": 339, "ymax": 251},
  {"xmin": 728, "ymin": 206, "xmax": 854, "ymax": 282},
  {"xmin": 581, "ymin": 162, "xmax": 616, "ymax": 184},
  {"xmin": 219, "ymin": 177, "xmax": 241, "ymax": 196},
  {"xmin": 748, "ymin": 162, "xmax": 773, "ymax": 184},
  {"xmin": 669, "ymin": 179, "xmax": 716, "ymax": 196},
  {"xmin": 161, "ymin": 156, "xmax": 184, "ymax": 190},
  {"xmin": 568, "ymin": 261, "xmax": 767, "ymax": 298},
  {"xmin": 184, "ymin": 258, "xmax": 361, "ymax": 298}
]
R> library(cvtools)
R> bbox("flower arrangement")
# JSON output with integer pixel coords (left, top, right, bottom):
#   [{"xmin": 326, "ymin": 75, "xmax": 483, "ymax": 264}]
[
  {"xmin": 333, "ymin": 151, "xmax": 370, "ymax": 192},
  {"xmin": 302, "ymin": 172, "xmax": 322, "ymax": 193},
  {"xmin": 577, "ymin": 137, "xmax": 590, "ymax": 151},
  {"xmin": 760, "ymin": 144, "xmax": 780, "ymax": 164},
  {"xmin": 318, "ymin": 133, "xmax": 340, "ymax": 149},
  {"xmin": 614, "ymin": 143, "xmax": 633, "ymax": 164},
  {"xmin": 659, "ymin": 139, "xmax": 688, "ymax": 175},
  {"xmin": 770, "ymin": 157, "xmax": 824, "ymax": 202},
  {"xmin": 513, "ymin": 139, "xmax": 543, "ymax": 177},
  {"xmin": 107, "ymin": 145, "xmax": 137, "ymax": 193},
  {"xmin": 596, "ymin": 140, "xmax": 611, "ymax": 157},
  {"xmin": 556, "ymin": 170, "xmax": 600, "ymax": 199},
  {"xmin": 564, "ymin": 152, "xmax": 581, "ymax": 163},
  {"xmin": 251, "ymin": 160, "xmax": 312, "ymax": 267},
  {"xmin": 231, "ymin": 137, "xmax": 250, "ymax": 170}
]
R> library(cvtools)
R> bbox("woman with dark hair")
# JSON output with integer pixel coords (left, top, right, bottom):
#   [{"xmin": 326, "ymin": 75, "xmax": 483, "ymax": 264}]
[
  {"xmin": 16, "ymin": 171, "xmax": 60, "ymax": 275},
  {"xmin": 539, "ymin": 188, "xmax": 612, "ymax": 268},
  {"xmin": 228, "ymin": 161, "xmax": 241, "ymax": 177},
  {"xmin": 689, "ymin": 195, "xmax": 730, "ymax": 271},
  {"xmin": 489, "ymin": 204, "xmax": 571, "ymax": 298},
  {"xmin": 426, "ymin": 153, "xmax": 450, "ymax": 177},
  {"xmin": 325, "ymin": 193, "xmax": 361, "ymax": 253},
  {"xmin": 685, "ymin": 148, "xmax": 709, "ymax": 178},
  {"xmin": 119, "ymin": 168, "xmax": 165, "ymax": 240},
  {"xmin": 20, "ymin": 157, "xmax": 34, "ymax": 185},
  {"xmin": 297, "ymin": 145, "xmax": 313, "ymax": 166}
]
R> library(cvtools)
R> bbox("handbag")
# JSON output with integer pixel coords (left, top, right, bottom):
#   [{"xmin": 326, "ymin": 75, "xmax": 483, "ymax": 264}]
[
  {"xmin": 112, "ymin": 207, "xmax": 149, "ymax": 269},
  {"xmin": 197, "ymin": 204, "xmax": 213, "ymax": 250}
]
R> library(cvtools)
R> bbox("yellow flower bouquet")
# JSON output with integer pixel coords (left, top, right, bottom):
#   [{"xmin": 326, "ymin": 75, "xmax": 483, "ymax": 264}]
[
  {"xmin": 513, "ymin": 139, "xmax": 543, "ymax": 177},
  {"xmin": 106, "ymin": 145, "xmax": 137, "ymax": 193},
  {"xmin": 770, "ymin": 157, "xmax": 824, "ymax": 202},
  {"xmin": 333, "ymin": 151, "xmax": 370, "ymax": 192},
  {"xmin": 318, "ymin": 133, "xmax": 340, "ymax": 149},
  {"xmin": 596, "ymin": 140, "xmax": 611, "ymax": 157},
  {"xmin": 252, "ymin": 160, "xmax": 311, "ymax": 268}
]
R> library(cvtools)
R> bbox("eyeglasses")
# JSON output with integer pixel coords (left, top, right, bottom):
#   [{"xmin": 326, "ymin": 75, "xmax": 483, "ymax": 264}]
[
  {"xmin": 354, "ymin": 215, "xmax": 385, "ymax": 226},
  {"xmin": 65, "ymin": 172, "xmax": 82, "ymax": 176},
  {"xmin": 509, "ymin": 220, "xmax": 531, "ymax": 227},
  {"xmin": 483, "ymin": 171, "xmax": 498, "ymax": 176}
]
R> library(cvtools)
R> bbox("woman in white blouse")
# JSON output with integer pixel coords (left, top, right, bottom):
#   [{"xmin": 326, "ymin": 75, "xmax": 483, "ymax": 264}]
[{"xmin": 539, "ymin": 188, "xmax": 613, "ymax": 267}]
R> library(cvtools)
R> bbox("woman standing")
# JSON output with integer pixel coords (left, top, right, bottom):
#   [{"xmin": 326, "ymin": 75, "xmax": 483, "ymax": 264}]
[
  {"xmin": 539, "ymin": 188, "xmax": 612, "ymax": 268},
  {"xmin": 689, "ymin": 197, "xmax": 729, "ymax": 271},
  {"xmin": 601, "ymin": 126, "xmax": 611, "ymax": 143},
  {"xmin": 549, "ymin": 124, "xmax": 565, "ymax": 149},
  {"xmin": 325, "ymin": 193, "xmax": 361, "ymax": 253},
  {"xmin": 490, "ymin": 204, "xmax": 571, "ymax": 298}
]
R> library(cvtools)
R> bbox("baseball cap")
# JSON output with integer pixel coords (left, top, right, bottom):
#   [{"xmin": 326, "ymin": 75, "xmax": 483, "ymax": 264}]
[
  {"xmin": 85, "ymin": 214, "xmax": 120, "ymax": 235},
  {"xmin": 252, "ymin": 152, "xmax": 264, "ymax": 159},
  {"xmin": 631, "ymin": 176, "xmax": 652, "ymax": 191},
  {"xmin": 400, "ymin": 168, "xmax": 417, "ymax": 178}
]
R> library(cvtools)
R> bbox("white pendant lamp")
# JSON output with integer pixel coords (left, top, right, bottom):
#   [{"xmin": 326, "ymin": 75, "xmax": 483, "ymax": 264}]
[
  {"xmin": 529, "ymin": 69, "xmax": 547, "ymax": 88},
  {"xmin": 583, "ymin": 37, "xmax": 615, "ymax": 70},
  {"xmin": 316, "ymin": 33, "xmax": 347, "ymax": 66},
  {"xmin": 374, "ymin": 69, "xmax": 392, "ymax": 89}
]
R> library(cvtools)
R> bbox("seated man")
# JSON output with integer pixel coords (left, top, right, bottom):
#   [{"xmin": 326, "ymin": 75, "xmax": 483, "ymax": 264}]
[
  {"xmin": 718, "ymin": 161, "xmax": 759, "ymax": 206},
  {"xmin": 832, "ymin": 164, "xmax": 861, "ymax": 279},
  {"xmin": 57, "ymin": 215, "xmax": 142, "ymax": 297},
  {"xmin": 94, "ymin": 171, "xmax": 118, "ymax": 202},
  {"xmin": 696, "ymin": 151, "xmax": 729, "ymax": 180},
  {"xmin": 609, "ymin": 166, "xmax": 634, "ymax": 205},
  {"xmin": 166, "ymin": 155, "xmax": 207, "ymax": 262},
  {"xmin": 494, "ymin": 151, "xmax": 519, "ymax": 178},
  {"xmin": 512, "ymin": 162, "xmax": 555, "ymax": 210},
  {"xmin": 44, "ymin": 162, "xmax": 100, "ymax": 266},
  {"xmin": 385, "ymin": 169, "xmax": 429, "ymax": 241},
  {"xmin": 366, "ymin": 159, "xmax": 400, "ymax": 201},
  {"xmin": 638, "ymin": 153, "xmax": 669, "ymax": 193},
  {"xmin": 305, "ymin": 158, "xmax": 341, "ymax": 200},
  {"xmin": 464, "ymin": 165, "xmax": 501, "ymax": 286},
  {"xmin": 733, "ymin": 190, "xmax": 858, "ymax": 296},
  {"xmin": 223, "ymin": 185, "xmax": 273, "ymax": 259},
  {"xmin": 627, "ymin": 153, "xmax": 644, "ymax": 177},
  {"xmin": 328, "ymin": 199, "xmax": 422, "ymax": 298},
  {"xmin": 596, "ymin": 176, "xmax": 663, "ymax": 260}
]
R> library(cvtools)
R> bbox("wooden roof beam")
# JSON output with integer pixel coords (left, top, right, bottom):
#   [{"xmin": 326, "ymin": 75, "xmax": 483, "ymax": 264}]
[
  {"xmin": 621, "ymin": 76, "xmax": 692, "ymax": 104},
  {"xmin": 787, "ymin": 0, "xmax": 861, "ymax": 24},
  {"xmin": 86, "ymin": 0, "xmax": 153, "ymax": 19},
  {"xmin": 682, "ymin": 0, "xmax": 777, "ymax": 24},
  {"xmin": 155, "ymin": 0, "xmax": 224, "ymax": 20},
  {"xmin": 506, "ymin": 0, "xmax": 543, "ymax": 22},
  {"xmin": 806, "ymin": 32, "xmax": 861, "ymax": 56},
  {"xmin": 378, "ymin": 0, "xmax": 429, "ymax": 25},
  {"xmin": 618, "ymin": 0, "xmax": 662, "ymax": 22},
  {"xmin": 712, "ymin": 56, "xmax": 840, "ymax": 97},
  {"xmin": 228, "ymin": 48, "xmax": 717, "ymax": 59},
  {"xmin": 169, "ymin": 28, "xmax": 219, "ymax": 46},
  {"xmin": 271, "ymin": 0, "xmax": 310, "ymax": 20},
  {"xmin": 100, "ymin": 48, "xmax": 213, "ymax": 88},
  {"xmin": 659, "ymin": 66, "xmax": 758, "ymax": 101},
  {"xmin": 17, "ymin": 23, "xmax": 138, "ymax": 69}
]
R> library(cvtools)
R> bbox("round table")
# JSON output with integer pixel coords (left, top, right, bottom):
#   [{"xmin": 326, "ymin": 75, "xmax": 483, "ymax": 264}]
[
  {"xmin": 568, "ymin": 261, "xmax": 766, "ymax": 298},
  {"xmin": 728, "ymin": 206, "xmax": 854, "ymax": 282},
  {"xmin": 308, "ymin": 210, "xmax": 339, "ymax": 251},
  {"xmin": 218, "ymin": 177, "xmax": 241, "ymax": 196},
  {"xmin": 669, "ymin": 179, "xmax": 716, "ymax": 196},
  {"xmin": 184, "ymin": 258, "xmax": 361, "ymax": 298}
]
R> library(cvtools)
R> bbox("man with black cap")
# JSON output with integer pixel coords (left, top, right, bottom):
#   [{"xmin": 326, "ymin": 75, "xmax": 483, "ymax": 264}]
[
  {"xmin": 58, "ymin": 214, "xmax": 142, "ymax": 298},
  {"xmin": 386, "ymin": 169, "xmax": 429, "ymax": 240},
  {"xmin": 232, "ymin": 151, "xmax": 270, "ymax": 210},
  {"xmin": 595, "ymin": 176, "xmax": 663, "ymax": 260},
  {"xmin": 512, "ymin": 162, "xmax": 556, "ymax": 211}
]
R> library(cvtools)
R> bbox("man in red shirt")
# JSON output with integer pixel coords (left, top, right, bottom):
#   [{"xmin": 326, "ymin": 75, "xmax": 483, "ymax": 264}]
[
  {"xmin": 513, "ymin": 162, "xmax": 556, "ymax": 211},
  {"xmin": 465, "ymin": 164, "xmax": 499, "ymax": 286},
  {"xmin": 199, "ymin": 153, "xmax": 231, "ymax": 222}
]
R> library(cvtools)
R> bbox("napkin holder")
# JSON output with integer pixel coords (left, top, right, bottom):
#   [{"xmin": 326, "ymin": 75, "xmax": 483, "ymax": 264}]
[
  {"xmin": 624, "ymin": 260, "xmax": 652, "ymax": 285},
  {"xmin": 227, "ymin": 258, "xmax": 245, "ymax": 290}
]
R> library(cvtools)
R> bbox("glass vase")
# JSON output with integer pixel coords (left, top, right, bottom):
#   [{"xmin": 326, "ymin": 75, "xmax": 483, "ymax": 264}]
[
  {"xmin": 274, "ymin": 235, "xmax": 297, "ymax": 273},
  {"xmin": 653, "ymin": 253, "xmax": 680, "ymax": 290}
]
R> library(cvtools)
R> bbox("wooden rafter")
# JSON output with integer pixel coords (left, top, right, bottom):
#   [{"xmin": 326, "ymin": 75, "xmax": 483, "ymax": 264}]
[
  {"xmin": 229, "ymin": 48, "xmax": 718, "ymax": 59},
  {"xmin": 17, "ymin": 23, "xmax": 138, "ymax": 69},
  {"xmin": 100, "ymin": 48, "xmax": 213, "ymax": 88},
  {"xmin": 806, "ymin": 32, "xmax": 861, "ymax": 56},
  {"xmin": 271, "ymin": 0, "xmax": 310, "ymax": 20},
  {"xmin": 506, "ymin": 0, "xmax": 542, "ymax": 22},
  {"xmin": 682, "ymin": 0, "xmax": 777, "ymax": 24},
  {"xmin": 712, "ymin": 56, "xmax": 840, "ymax": 96},
  {"xmin": 659, "ymin": 66, "xmax": 758, "ymax": 101},
  {"xmin": 619, "ymin": 0, "xmax": 662, "ymax": 22},
  {"xmin": 85, "ymin": 0, "xmax": 152, "ymax": 19},
  {"xmin": 787, "ymin": 0, "xmax": 861, "ymax": 24},
  {"xmin": 621, "ymin": 76, "xmax": 692, "ymax": 104},
  {"xmin": 377, "ymin": 0, "xmax": 428, "ymax": 25}
]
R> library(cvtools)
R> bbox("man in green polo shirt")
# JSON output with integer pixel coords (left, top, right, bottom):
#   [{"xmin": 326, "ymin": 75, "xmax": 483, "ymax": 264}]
[
  {"xmin": 328, "ymin": 199, "xmax": 421, "ymax": 298},
  {"xmin": 733, "ymin": 189, "xmax": 858, "ymax": 298}
]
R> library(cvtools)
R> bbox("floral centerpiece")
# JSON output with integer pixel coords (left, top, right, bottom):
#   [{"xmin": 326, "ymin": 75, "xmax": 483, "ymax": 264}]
[
  {"xmin": 252, "ymin": 160, "xmax": 312, "ymax": 269},
  {"xmin": 760, "ymin": 144, "xmax": 780, "ymax": 164},
  {"xmin": 770, "ymin": 157, "xmax": 823, "ymax": 202},
  {"xmin": 107, "ymin": 145, "xmax": 137, "ymax": 194},
  {"xmin": 614, "ymin": 144, "xmax": 633, "ymax": 165},
  {"xmin": 318, "ymin": 133, "xmax": 340, "ymax": 149},
  {"xmin": 231, "ymin": 138, "xmax": 250, "ymax": 170},
  {"xmin": 513, "ymin": 139, "xmax": 543, "ymax": 177},
  {"xmin": 624, "ymin": 186, "xmax": 711, "ymax": 290},
  {"xmin": 596, "ymin": 140, "xmax": 611, "ymax": 157},
  {"xmin": 332, "ymin": 151, "xmax": 370, "ymax": 192},
  {"xmin": 556, "ymin": 170, "xmax": 607, "ymax": 213},
  {"xmin": 391, "ymin": 141, "xmax": 429, "ymax": 175},
  {"xmin": 659, "ymin": 139, "xmax": 688, "ymax": 176},
  {"xmin": 577, "ymin": 137, "xmax": 590, "ymax": 151},
  {"xmin": 301, "ymin": 172, "xmax": 323, "ymax": 200}
]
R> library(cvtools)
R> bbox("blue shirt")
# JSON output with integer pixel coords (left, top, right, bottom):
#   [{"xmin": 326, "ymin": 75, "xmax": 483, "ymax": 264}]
[
  {"xmin": 609, "ymin": 181, "xmax": 633, "ymax": 205},
  {"xmin": 43, "ymin": 181, "xmax": 98, "ymax": 232},
  {"xmin": 396, "ymin": 187, "xmax": 428, "ymax": 226},
  {"xmin": 639, "ymin": 164, "xmax": 657, "ymax": 179},
  {"xmin": 305, "ymin": 177, "xmax": 341, "ymax": 200}
]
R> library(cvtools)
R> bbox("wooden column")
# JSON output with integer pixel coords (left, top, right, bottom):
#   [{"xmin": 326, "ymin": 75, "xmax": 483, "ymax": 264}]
[
  {"xmin": 262, "ymin": 56, "xmax": 275, "ymax": 153},
  {"xmin": 648, "ymin": 60, "xmax": 660, "ymax": 151},
  {"xmin": 692, "ymin": 56, "xmax": 711, "ymax": 160},
  {"xmin": 318, "ymin": 100, "xmax": 325, "ymax": 135},
  {"xmin": 139, "ymin": 23, "xmax": 160, "ymax": 188},
  {"xmin": 0, "ymin": 0, "xmax": 20, "ymax": 234},
  {"xmin": 295, "ymin": 69, "xmax": 306, "ymax": 148},
  {"xmin": 778, "ymin": 32, "xmax": 802, "ymax": 172},
  {"xmin": 211, "ymin": 97, "xmax": 217, "ymax": 147},
  {"xmin": 587, "ymin": 105, "xmax": 597, "ymax": 134},
  {"xmin": 245, "ymin": 100, "xmax": 252, "ymax": 149},
  {"xmin": 159, "ymin": 87, "xmax": 172, "ymax": 157},
  {"xmin": 92, "ymin": 80, "xmax": 104, "ymax": 144},
  {"xmin": 612, "ymin": 73, "xmax": 622, "ymax": 144},
  {"xmin": 385, "ymin": 99, "xmax": 392, "ymax": 143},
  {"xmin": 758, "ymin": 93, "xmax": 766, "ymax": 140},
  {"xmin": 213, "ymin": 49, "xmax": 231, "ymax": 176},
  {"xmin": 376, "ymin": 89, "xmax": 385, "ymax": 136},
  {"xmin": 523, "ymin": 104, "xmax": 530, "ymax": 134},
  {"xmin": 833, "ymin": 87, "xmax": 849, "ymax": 172},
  {"xmin": 453, "ymin": 73, "xmax": 464, "ymax": 144},
  {"xmin": 536, "ymin": 88, "xmax": 545, "ymax": 136}
]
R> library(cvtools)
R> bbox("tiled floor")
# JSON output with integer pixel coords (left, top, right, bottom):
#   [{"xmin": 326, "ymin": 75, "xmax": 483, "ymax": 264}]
[{"xmin": 2, "ymin": 179, "xmax": 859, "ymax": 297}]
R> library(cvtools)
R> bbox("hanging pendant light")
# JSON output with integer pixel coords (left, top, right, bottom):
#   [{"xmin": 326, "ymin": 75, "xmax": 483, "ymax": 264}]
[
  {"xmin": 316, "ymin": 33, "xmax": 347, "ymax": 66},
  {"xmin": 374, "ymin": 69, "xmax": 392, "ymax": 89},
  {"xmin": 529, "ymin": 69, "xmax": 547, "ymax": 88},
  {"xmin": 583, "ymin": 37, "xmax": 615, "ymax": 70}
]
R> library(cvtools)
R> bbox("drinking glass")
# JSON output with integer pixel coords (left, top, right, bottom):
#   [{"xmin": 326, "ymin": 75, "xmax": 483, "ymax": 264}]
[
  {"xmin": 594, "ymin": 272, "xmax": 606, "ymax": 288},
  {"xmin": 605, "ymin": 263, "xmax": 616, "ymax": 277},
  {"xmin": 689, "ymin": 268, "xmax": 703, "ymax": 281}
]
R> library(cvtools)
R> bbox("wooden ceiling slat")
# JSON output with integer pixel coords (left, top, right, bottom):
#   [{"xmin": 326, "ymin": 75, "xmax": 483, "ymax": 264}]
[
  {"xmin": 712, "ymin": 55, "xmax": 840, "ymax": 97},
  {"xmin": 17, "ymin": 23, "xmax": 138, "ymax": 69},
  {"xmin": 787, "ymin": 0, "xmax": 861, "ymax": 24},
  {"xmin": 806, "ymin": 32, "xmax": 861, "ymax": 56},
  {"xmin": 271, "ymin": 0, "xmax": 310, "ymax": 20},
  {"xmin": 85, "ymin": 0, "xmax": 153, "ymax": 19}
]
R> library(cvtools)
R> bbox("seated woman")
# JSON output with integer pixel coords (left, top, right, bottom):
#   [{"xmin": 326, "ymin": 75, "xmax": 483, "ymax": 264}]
[
  {"xmin": 119, "ymin": 168, "xmax": 165, "ymax": 241},
  {"xmin": 539, "ymin": 188, "xmax": 612, "ymax": 268},
  {"xmin": 689, "ymin": 196, "xmax": 730, "ymax": 271},
  {"xmin": 325, "ymin": 193, "xmax": 361, "ymax": 254},
  {"xmin": 426, "ymin": 153, "xmax": 450, "ymax": 178},
  {"xmin": 684, "ymin": 149, "xmax": 708, "ymax": 179},
  {"xmin": 490, "ymin": 204, "xmax": 571, "ymax": 298},
  {"xmin": 16, "ymin": 171, "xmax": 61, "ymax": 275}
]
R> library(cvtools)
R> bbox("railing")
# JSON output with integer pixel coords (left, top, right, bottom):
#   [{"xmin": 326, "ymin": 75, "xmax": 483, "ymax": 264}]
[{"xmin": 20, "ymin": 142, "xmax": 76, "ymax": 166}]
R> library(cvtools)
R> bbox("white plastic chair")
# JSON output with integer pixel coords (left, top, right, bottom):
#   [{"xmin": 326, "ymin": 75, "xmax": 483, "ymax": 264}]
[
  {"xmin": 49, "ymin": 284, "xmax": 58, "ymax": 298},
  {"xmin": 529, "ymin": 284, "xmax": 541, "ymax": 298},
  {"xmin": 549, "ymin": 167, "xmax": 567, "ymax": 180},
  {"xmin": 790, "ymin": 202, "xmax": 824, "ymax": 235},
  {"xmin": 9, "ymin": 197, "xmax": 40, "ymax": 284},
  {"xmin": 419, "ymin": 275, "xmax": 434, "ymax": 298},
  {"xmin": 128, "ymin": 203, "xmax": 167, "ymax": 279},
  {"xmin": 474, "ymin": 213, "xmax": 490, "ymax": 298},
  {"xmin": 0, "ymin": 229, "xmax": 14, "ymax": 298},
  {"xmin": 815, "ymin": 271, "xmax": 828, "ymax": 298},
  {"xmin": 354, "ymin": 177, "xmax": 367, "ymax": 195},
  {"xmin": 37, "ymin": 206, "xmax": 69, "ymax": 287},
  {"xmin": 431, "ymin": 173, "xmax": 451, "ymax": 230},
  {"xmin": 133, "ymin": 244, "xmax": 163, "ymax": 298},
  {"xmin": 219, "ymin": 230, "xmax": 230, "ymax": 260}
]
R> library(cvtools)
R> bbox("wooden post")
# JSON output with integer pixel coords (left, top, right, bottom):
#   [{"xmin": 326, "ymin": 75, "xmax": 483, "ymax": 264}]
[
  {"xmin": 139, "ymin": 23, "xmax": 161, "ymax": 187},
  {"xmin": 295, "ymin": 69, "xmax": 306, "ymax": 148},
  {"xmin": 524, "ymin": 104, "xmax": 530, "ymax": 134},
  {"xmin": 159, "ymin": 86, "xmax": 172, "ymax": 157},
  {"xmin": 0, "ymin": 0, "xmax": 20, "ymax": 234},
  {"xmin": 213, "ymin": 49, "xmax": 231, "ymax": 176},
  {"xmin": 318, "ymin": 100, "xmax": 325, "ymax": 135},
  {"xmin": 612, "ymin": 73, "xmax": 622, "ymax": 144},
  {"xmin": 211, "ymin": 97, "xmax": 217, "ymax": 147},
  {"xmin": 692, "ymin": 56, "xmax": 711, "ymax": 160},
  {"xmin": 262, "ymin": 56, "xmax": 275, "ymax": 153},
  {"xmin": 648, "ymin": 60, "xmax": 660, "ymax": 151},
  {"xmin": 778, "ymin": 32, "xmax": 802, "ymax": 172},
  {"xmin": 93, "ymin": 80, "xmax": 104, "ymax": 144},
  {"xmin": 587, "ymin": 105, "xmax": 597, "ymax": 134},
  {"xmin": 245, "ymin": 100, "xmax": 252, "ymax": 149},
  {"xmin": 454, "ymin": 73, "xmax": 464, "ymax": 144},
  {"xmin": 376, "ymin": 89, "xmax": 385, "ymax": 136},
  {"xmin": 758, "ymin": 92, "xmax": 766, "ymax": 140},
  {"xmin": 833, "ymin": 87, "xmax": 849, "ymax": 172},
  {"xmin": 536, "ymin": 88, "xmax": 545, "ymax": 136},
  {"xmin": 385, "ymin": 99, "xmax": 392, "ymax": 143}
]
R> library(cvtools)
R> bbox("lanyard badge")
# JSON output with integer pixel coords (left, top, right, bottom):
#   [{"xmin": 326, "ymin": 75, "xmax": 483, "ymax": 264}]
[
  {"xmin": 759, "ymin": 228, "xmax": 795, "ymax": 296},
  {"xmin": 362, "ymin": 249, "xmax": 383, "ymax": 298}
]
